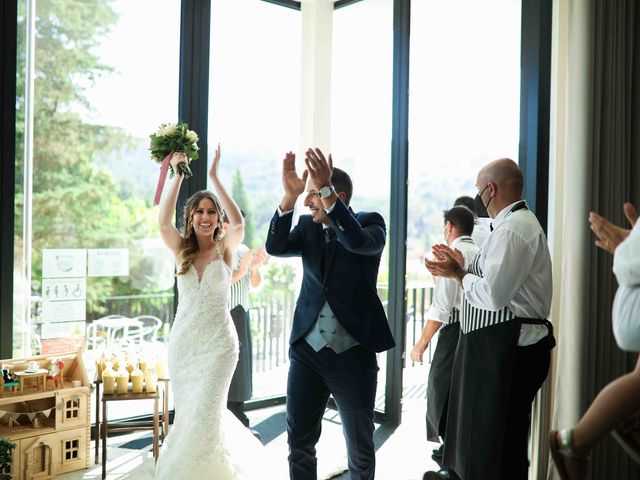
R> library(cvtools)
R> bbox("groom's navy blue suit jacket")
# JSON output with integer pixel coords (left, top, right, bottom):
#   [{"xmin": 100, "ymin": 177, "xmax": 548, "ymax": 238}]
[{"xmin": 265, "ymin": 199, "xmax": 395, "ymax": 353}]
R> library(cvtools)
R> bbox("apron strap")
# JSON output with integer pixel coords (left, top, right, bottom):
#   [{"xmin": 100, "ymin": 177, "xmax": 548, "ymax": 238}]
[{"xmin": 517, "ymin": 317, "xmax": 556, "ymax": 350}]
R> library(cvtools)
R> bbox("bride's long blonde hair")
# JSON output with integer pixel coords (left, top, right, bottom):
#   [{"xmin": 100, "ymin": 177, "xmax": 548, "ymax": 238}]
[{"xmin": 177, "ymin": 190, "xmax": 226, "ymax": 276}]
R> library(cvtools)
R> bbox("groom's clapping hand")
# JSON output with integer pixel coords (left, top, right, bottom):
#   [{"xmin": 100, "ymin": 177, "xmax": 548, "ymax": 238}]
[
  {"xmin": 280, "ymin": 151, "xmax": 308, "ymax": 212},
  {"xmin": 304, "ymin": 148, "xmax": 333, "ymax": 191}
]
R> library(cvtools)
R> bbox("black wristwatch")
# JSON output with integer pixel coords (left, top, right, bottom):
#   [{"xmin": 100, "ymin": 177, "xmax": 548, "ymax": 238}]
[{"xmin": 319, "ymin": 185, "xmax": 335, "ymax": 199}]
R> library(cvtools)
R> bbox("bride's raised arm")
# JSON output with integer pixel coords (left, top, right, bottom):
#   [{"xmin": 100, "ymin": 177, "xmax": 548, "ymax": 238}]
[
  {"xmin": 158, "ymin": 152, "xmax": 187, "ymax": 257},
  {"xmin": 209, "ymin": 144, "xmax": 244, "ymax": 253}
]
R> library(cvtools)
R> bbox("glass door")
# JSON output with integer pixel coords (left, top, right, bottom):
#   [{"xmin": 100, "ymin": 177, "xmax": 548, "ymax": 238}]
[
  {"xmin": 208, "ymin": 0, "xmax": 301, "ymax": 401},
  {"xmin": 14, "ymin": 0, "xmax": 181, "ymax": 420},
  {"xmin": 404, "ymin": 0, "xmax": 522, "ymax": 426},
  {"xmin": 332, "ymin": 0, "xmax": 394, "ymax": 417}
]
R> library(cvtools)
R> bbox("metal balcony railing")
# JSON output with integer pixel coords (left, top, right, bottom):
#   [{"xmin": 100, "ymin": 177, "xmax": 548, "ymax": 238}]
[{"xmin": 82, "ymin": 284, "xmax": 436, "ymax": 372}]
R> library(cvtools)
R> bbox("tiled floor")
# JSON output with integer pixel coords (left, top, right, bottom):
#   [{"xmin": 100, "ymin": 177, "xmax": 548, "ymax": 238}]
[{"xmin": 59, "ymin": 367, "xmax": 440, "ymax": 479}]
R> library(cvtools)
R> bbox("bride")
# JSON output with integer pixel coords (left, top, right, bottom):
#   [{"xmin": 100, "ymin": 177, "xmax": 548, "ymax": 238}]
[{"xmin": 155, "ymin": 145, "xmax": 272, "ymax": 479}]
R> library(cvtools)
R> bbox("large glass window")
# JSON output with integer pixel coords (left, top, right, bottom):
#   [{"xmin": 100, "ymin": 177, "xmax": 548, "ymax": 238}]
[
  {"xmin": 15, "ymin": 0, "xmax": 180, "ymax": 419},
  {"xmin": 208, "ymin": 0, "xmax": 301, "ymax": 400},
  {"xmin": 332, "ymin": 0, "xmax": 394, "ymax": 412},
  {"xmin": 405, "ymin": 0, "xmax": 521, "ymax": 382}
]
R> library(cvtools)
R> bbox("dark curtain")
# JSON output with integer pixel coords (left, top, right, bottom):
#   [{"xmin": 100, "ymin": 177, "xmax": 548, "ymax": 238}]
[{"xmin": 586, "ymin": 0, "xmax": 640, "ymax": 477}]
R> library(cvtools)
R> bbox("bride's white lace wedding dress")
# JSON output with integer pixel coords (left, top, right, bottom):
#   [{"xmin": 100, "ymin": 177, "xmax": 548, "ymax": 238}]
[{"xmin": 155, "ymin": 252, "xmax": 274, "ymax": 479}]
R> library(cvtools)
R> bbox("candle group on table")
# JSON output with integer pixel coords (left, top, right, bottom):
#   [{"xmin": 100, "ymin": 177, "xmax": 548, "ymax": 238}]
[{"xmin": 96, "ymin": 353, "xmax": 165, "ymax": 395}]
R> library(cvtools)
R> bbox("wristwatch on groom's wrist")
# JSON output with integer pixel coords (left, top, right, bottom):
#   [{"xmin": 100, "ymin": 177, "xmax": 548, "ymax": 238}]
[{"xmin": 319, "ymin": 185, "xmax": 335, "ymax": 199}]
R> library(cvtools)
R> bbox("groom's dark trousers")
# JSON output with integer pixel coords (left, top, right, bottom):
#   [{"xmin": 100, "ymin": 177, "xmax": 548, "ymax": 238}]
[
  {"xmin": 288, "ymin": 341, "xmax": 378, "ymax": 479},
  {"xmin": 266, "ymin": 199, "xmax": 395, "ymax": 480}
]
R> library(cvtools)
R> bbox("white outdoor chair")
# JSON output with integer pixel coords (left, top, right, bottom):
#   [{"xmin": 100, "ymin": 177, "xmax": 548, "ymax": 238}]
[
  {"xmin": 131, "ymin": 315, "xmax": 163, "ymax": 343},
  {"xmin": 88, "ymin": 315, "xmax": 143, "ymax": 352},
  {"xmin": 86, "ymin": 318, "xmax": 115, "ymax": 351}
]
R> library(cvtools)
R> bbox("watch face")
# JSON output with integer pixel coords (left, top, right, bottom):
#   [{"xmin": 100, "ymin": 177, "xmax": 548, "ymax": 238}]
[{"xmin": 319, "ymin": 186, "xmax": 333, "ymax": 198}]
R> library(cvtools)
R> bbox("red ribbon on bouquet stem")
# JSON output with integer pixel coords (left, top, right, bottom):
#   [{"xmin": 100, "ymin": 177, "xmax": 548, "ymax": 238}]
[{"xmin": 153, "ymin": 153, "xmax": 173, "ymax": 206}]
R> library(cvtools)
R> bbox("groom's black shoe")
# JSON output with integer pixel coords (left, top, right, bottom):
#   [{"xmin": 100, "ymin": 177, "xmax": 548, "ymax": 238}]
[{"xmin": 423, "ymin": 469, "xmax": 453, "ymax": 479}]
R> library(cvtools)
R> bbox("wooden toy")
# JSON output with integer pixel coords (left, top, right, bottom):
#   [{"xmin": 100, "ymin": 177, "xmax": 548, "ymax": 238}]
[
  {"xmin": 46, "ymin": 359, "xmax": 65, "ymax": 390},
  {"xmin": 0, "ymin": 368, "xmax": 21, "ymax": 396},
  {"xmin": 15, "ymin": 369, "xmax": 47, "ymax": 394},
  {"xmin": 0, "ymin": 349, "xmax": 91, "ymax": 479}
]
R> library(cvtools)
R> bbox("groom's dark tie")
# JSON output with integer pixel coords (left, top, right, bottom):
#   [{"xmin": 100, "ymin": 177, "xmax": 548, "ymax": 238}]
[{"xmin": 324, "ymin": 228, "xmax": 336, "ymax": 243}]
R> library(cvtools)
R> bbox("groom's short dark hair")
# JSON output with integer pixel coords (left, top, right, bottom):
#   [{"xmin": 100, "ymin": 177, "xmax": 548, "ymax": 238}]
[{"xmin": 331, "ymin": 168, "xmax": 353, "ymax": 206}]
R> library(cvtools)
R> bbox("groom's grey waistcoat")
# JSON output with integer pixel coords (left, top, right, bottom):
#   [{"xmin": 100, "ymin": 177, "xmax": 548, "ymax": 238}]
[{"xmin": 305, "ymin": 301, "xmax": 358, "ymax": 353}]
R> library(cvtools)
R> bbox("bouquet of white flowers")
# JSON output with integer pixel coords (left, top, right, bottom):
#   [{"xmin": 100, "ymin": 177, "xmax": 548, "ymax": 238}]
[
  {"xmin": 150, "ymin": 122, "xmax": 200, "ymax": 206},
  {"xmin": 149, "ymin": 122, "xmax": 200, "ymax": 178}
]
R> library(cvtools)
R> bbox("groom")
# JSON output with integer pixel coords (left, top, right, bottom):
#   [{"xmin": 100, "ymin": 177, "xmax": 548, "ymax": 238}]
[{"xmin": 266, "ymin": 148, "xmax": 395, "ymax": 480}]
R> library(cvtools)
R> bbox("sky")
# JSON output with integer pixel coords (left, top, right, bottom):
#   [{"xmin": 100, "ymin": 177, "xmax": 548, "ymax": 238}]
[{"xmin": 80, "ymin": 0, "xmax": 180, "ymax": 138}]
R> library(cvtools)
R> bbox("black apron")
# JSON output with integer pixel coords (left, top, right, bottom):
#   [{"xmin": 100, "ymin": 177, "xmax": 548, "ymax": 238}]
[
  {"xmin": 228, "ymin": 305, "xmax": 253, "ymax": 402},
  {"xmin": 426, "ymin": 314, "xmax": 460, "ymax": 442},
  {"xmin": 443, "ymin": 202, "xmax": 555, "ymax": 479}
]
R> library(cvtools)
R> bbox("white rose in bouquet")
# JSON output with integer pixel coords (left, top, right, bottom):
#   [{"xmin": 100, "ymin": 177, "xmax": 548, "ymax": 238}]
[
  {"xmin": 185, "ymin": 130, "xmax": 199, "ymax": 143},
  {"xmin": 163, "ymin": 123, "xmax": 179, "ymax": 136}
]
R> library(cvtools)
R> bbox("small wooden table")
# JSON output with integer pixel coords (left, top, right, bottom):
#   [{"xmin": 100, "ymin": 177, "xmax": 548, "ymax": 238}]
[
  {"xmin": 15, "ymin": 369, "xmax": 48, "ymax": 393},
  {"xmin": 96, "ymin": 379, "xmax": 170, "ymax": 479}
]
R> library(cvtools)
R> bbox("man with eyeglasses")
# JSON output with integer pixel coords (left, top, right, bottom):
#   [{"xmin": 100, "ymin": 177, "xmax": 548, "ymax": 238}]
[
  {"xmin": 424, "ymin": 158, "xmax": 556, "ymax": 480},
  {"xmin": 266, "ymin": 148, "xmax": 395, "ymax": 480}
]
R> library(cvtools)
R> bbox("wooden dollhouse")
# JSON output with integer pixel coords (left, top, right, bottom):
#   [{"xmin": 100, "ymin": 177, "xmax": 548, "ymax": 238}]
[{"xmin": 0, "ymin": 349, "xmax": 91, "ymax": 479}]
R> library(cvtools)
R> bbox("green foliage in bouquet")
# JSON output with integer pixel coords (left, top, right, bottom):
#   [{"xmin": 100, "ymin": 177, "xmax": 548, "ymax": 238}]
[{"xmin": 149, "ymin": 123, "xmax": 200, "ymax": 178}]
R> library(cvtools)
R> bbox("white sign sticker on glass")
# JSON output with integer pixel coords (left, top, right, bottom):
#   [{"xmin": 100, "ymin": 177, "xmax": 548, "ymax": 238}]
[
  {"xmin": 42, "ymin": 277, "xmax": 86, "ymax": 301},
  {"xmin": 42, "ymin": 300, "xmax": 86, "ymax": 323},
  {"xmin": 42, "ymin": 249, "xmax": 87, "ymax": 278},
  {"xmin": 41, "ymin": 321, "xmax": 86, "ymax": 340},
  {"xmin": 88, "ymin": 248, "xmax": 130, "ymax": 277}
]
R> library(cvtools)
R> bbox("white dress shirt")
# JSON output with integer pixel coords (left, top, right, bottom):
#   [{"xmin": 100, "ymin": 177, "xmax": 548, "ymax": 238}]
[
  {"xmin": 229, "ymin": 244, "xmax": 251, "ymax": 310},
  {"xmin": 472, "ymin": 220, "xmax": 490, "ymax": 247},
  {"xmin": 613, "ymin": 220, "xmax": 640, "ymax": 286},
  {"xmin": 427, "ymin": 236, "xmax": 479, "ymax": 324},
  {"xmin": 612, "ymin": 220, "xmax": 640, "ymax": 351},
  {"xmin": 462, "ymin": 201, "xmax": 552, "ymax": 346}
]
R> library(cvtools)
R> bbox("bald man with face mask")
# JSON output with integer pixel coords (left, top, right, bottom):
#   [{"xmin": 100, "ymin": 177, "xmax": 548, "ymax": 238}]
[{"xmin": 424, "ymin": 159, "xmax": 556, "ymax": 480}]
